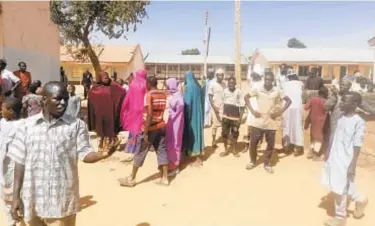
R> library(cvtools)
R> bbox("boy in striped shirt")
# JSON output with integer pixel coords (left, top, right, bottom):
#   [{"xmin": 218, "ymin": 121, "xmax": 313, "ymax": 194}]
[{"xmin": 119, "ymin": 76, "xmax": 169, "ymax": 187}]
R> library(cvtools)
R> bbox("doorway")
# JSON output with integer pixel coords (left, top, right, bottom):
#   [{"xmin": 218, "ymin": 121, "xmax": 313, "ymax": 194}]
[{"xmin": 340, "ymin": 66, "xmax": 347, "ymax": 79}]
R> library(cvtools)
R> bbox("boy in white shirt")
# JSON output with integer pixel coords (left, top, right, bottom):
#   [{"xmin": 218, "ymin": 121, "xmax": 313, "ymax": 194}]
[
  {"xmin": 0, "ymin": 97, "xmax": 25, "ymax": 226},
  {"xmin": 322, "ymin": 92, "xmax": 368, "ymax": 226}
]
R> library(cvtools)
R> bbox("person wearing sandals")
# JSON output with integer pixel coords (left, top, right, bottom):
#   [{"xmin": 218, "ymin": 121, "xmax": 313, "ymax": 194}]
[
  {"xmin": 220, "ymin": 77, "xmax": 244, "ymax": 158},
  {"xmin": 244, "ymin": 72, "xmax": 292, "ymax": 174},
  {"xmin": 208, "ymin": 68, "xmax": 226, "ymax": 148},
  {"xmin": 8, "ymin": 82, "xmax": 119, "ymax": 226},
  {"xmin": 183, "ymin": 71, "xmax": 205, "ymax": 167},
  {"xmin": 119, "ymin": 76, "xmax": 169, "ymax": 187},
  {"xmin": 87, "ymin": 71, "xmax": 126, "ymax": 152},
  {"xmin": 120, "ymin": 70, "xmax": 147, "ymax": 162},
  {"xmin": 282, "ymin": 72, "xmax": 304, "ymax": 156},
  {"xmin": 166, "ymin": 78, "xmax": 184, "ymax": 177},
  {"xmin": 322, "ymin": 92, "xmax": 368, "ymax": 226}
]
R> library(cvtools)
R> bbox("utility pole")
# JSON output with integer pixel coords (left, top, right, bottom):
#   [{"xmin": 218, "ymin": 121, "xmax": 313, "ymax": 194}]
[
  {"xmin": 203, "ymin": 10, "xmax": 210, "ymax": 81},
  {"xmin": 234, "ymin": 0, "xmax": 241, "ymax": 87},
  {"xmin": 368, "ymin": 36, "xmax": 375, "ymax": 83}
]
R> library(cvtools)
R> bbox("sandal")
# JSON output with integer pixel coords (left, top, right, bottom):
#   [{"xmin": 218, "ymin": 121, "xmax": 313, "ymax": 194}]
[
  {"xmin": 155, "ymin": 178, "xmax": 169, "ymax": 187},
  {"xmin": 118, "ymin": 177, "xmax": 136, "ymax": 187},
  {"xmin": 233, "ymin": 152, "xmax": 240, "ymax": 158},
  {"xmin": 220, "ymin": 151, "xmax": 230, "ymax": 157}
]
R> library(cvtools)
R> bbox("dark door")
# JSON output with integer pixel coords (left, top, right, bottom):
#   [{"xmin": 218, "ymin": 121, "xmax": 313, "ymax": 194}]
[{"xmin": 340, "ymin": 66, "xmax": 347, "ymax": 79}]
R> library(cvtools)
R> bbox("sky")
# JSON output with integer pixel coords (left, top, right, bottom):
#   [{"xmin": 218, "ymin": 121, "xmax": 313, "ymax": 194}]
[{"xmin": 94, "ymin": 1, "xmax": 375, "ymax": 58}]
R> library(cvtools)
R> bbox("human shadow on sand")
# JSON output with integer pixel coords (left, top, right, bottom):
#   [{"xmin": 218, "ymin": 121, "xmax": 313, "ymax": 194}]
[
  {"xmin": 135, "ymin": 223, "xmax": 151, "ymax": 226},
  {"xmin": 249, "ymin": 148, "xmax": 288, "ymax": 167},
  {"xmin": 319, "ymin": 192, "xmax": 338, "ymax": 217},
  {"xmin": 79, "ymin": 195, "xmax": 97, "ymax": 211},
  {"xmin": 318, "ymin": 192, "xmax": 357, "ymax": 218}
]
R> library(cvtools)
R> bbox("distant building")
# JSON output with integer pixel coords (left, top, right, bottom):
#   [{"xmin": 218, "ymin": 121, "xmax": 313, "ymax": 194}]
[
  {"xmin": 251, "ymin": 48, "xmax": 374, "ymax": 80},
  {"xmin": 60, "ymin": 44, "xmax": 144, "ymax": 82},
  {"xmin": 0, "ymin": 2, "xmax": 60, "ymax": 83},
  {"xmin": 145, "ymin": 55, "xmax": 248, "ymax": 80}
]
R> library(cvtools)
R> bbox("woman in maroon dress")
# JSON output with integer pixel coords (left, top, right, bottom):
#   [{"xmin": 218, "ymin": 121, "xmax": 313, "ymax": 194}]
[
  {"xmin": 304, "ymin": 86, "xmax": 329, "ymax": 160},
  {"xmin": 88, "ymin": 71, "xmax": 126, "ymax": 151}
]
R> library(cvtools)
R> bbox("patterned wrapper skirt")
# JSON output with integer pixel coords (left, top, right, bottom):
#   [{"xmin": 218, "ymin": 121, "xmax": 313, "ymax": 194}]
[{"xmin": 125, "ymin": 133, "xmax": 138, "ymax": 154}]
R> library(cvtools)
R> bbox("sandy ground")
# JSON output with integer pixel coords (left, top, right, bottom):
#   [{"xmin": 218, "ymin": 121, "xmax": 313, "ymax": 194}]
[{"xmin": 1, "ymin": 84, "xmax": 375, "ymax": 226}]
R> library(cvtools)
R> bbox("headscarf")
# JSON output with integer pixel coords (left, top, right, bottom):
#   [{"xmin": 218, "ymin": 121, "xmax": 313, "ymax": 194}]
[
  {"xmin": 87, "ymin": 71, "xmax": 126, "ymax": 137},
  {"xmin": 183, "ymin": 71, "xmax": 204, "ymax": 155},
  {"xmin": 167, "ymin": 78, "xmax": 179, "ymax": 94},
  {"xmin": 120, "ymin": 69, "xmax": 147, "ymax": 135}
]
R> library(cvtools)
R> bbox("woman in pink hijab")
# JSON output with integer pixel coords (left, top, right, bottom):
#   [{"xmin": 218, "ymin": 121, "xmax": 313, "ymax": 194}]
[{"xmin": 120, "ymin": 70, "xmax": 147, "ymax": 160}]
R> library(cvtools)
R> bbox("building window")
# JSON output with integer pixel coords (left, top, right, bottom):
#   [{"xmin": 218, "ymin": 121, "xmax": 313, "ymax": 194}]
[
  {"xmin": 179, "ymin": 65, "xmax": 188, "ymax": 72},
  {"xmin": 156, "ymin": 65, "xmax": 166, "ymax": 74},
  {"xmin": 298, "ymin": 66, "xmax": 309, "ymax": 77},
  {"xmin": 225, "ymin": 65, "xmax": 234, "ymax": 72},
  {"xmin": 168, "ymin": 64, "xmax": 178, "ymax": 72}
]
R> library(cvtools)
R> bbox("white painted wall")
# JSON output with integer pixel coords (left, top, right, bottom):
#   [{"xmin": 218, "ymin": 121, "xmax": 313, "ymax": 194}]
[{"xmin": 0, "ymin": 2, "xmax": 60, "ymax": 84}]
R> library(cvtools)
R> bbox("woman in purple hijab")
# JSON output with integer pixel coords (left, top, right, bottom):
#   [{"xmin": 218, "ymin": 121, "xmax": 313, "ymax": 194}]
[{"xmin": 166, "ymin": 78, "xmax": 185, "ymax": 176}]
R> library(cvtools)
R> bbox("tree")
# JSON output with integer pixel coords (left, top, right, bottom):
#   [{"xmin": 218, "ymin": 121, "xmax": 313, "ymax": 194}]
[
  {"xmin": 181, "ymin": 48, "xmax": 201, "ymax": 55},
  {"xmin": 287, "ymin": 37, "xmax": 307, "ymax": 48},
  {"xmin": 50, "ymin": 1, "xmax": 149, "ymax": 80}
]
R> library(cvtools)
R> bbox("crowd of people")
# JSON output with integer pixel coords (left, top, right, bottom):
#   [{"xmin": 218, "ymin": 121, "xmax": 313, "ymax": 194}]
[{"xmin": 0, "ymin": 58, "xmax": 373, "ymax": 225}]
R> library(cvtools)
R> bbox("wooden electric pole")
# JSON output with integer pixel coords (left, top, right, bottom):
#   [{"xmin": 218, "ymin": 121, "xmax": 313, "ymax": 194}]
[
  {"xmin": 234, "ymin": 0, "xmax": 241, "ymax": 87},
  {"xmin": 203, "ymin": 10, "xmax": 210, "ymax": 81}
]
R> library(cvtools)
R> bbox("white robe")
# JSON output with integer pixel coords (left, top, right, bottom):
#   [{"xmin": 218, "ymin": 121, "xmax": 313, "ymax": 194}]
[
  {"xmin": 322, "ymin": 114, "xmax": 365, "ymax": 195},
  {"xmin": 282, "ymin": 81, "xmax": 304, "ymax": 146}
]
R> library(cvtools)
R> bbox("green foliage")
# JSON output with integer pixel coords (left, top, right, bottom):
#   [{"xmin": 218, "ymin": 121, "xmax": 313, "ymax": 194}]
[
  {"xmin": 50, "ymin": 1, "xmax": 149, "ymax": 76},
  {"xmin": 287, "ymin": 37, "xmax": 307, "ymax": 48},
  {"xmin": 181, "ymin": 48, "xmax": 201, "ymax": 55}
]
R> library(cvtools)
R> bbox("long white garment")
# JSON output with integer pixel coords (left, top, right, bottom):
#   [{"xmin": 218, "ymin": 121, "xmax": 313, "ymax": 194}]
[
  {"xmin": 204, "ymin": 78, "xmax": 215, "ymax": 127},
  {"xmin": 322, "ymin": 114, "xmax": 365, "ymax": 195},
  {"xmin": 282, "ymin": 80, "xmax": 304, "ymax": 146},
  {"xmin": 246, "ymin": 79, "xmax": 264, "ymax": 126},
  {"xmin": 0, "ymin": 119, "xmax": 24, "ymax": 199}
]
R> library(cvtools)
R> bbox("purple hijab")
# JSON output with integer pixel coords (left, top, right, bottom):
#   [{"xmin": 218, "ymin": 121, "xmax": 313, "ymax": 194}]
[{"xmin": 166, "ymin": 78, "xmax": 185, "ymax": 170}]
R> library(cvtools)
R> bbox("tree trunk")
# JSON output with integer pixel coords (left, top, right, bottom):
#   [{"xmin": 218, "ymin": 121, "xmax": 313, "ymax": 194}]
[{"xmin": 82, "ymin": 36, "xmax": 101, "ymax": 81}]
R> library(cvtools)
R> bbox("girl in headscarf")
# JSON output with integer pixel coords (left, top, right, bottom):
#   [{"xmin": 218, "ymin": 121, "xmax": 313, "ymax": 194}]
[
  {"xmin": 166, "ymin": 78, "xmax": 185, "ymax": 176},
  {"xmin": 120, "ymin": 70, "xmax": 147, "ymax": 160},
  {"xmin": 88, "ymin": 71, "xmax": 125, "ymax": 151},
  {"xmin": 183, "ymin": 71, "xmax": 205, "ymax": 166}
]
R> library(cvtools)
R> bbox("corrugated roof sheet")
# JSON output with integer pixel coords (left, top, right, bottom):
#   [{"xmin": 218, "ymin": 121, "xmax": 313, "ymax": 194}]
[
  {"xmin": 257, "ymin": 48, "xmax": 374, "ymax": 63},
  {"xmin": 145, "ymin": 55, "xmax": 248, "ymax": 64},
  {"xmin": 60, "ymin": 44, "xmax": 139, "ymax": 63}
]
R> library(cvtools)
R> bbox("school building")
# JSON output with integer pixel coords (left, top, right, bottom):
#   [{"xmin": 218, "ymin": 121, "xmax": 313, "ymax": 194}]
[
  {"xmin": 145, "ymin": 55, "xmax": 249, "ymax": 80},
  {"xmin": 0, "ymin": 1, "xmax": 60, "ymax": 83},
  {"xmin": 251, "ymin": 48, "xmax": 374, "ymax": 81},
  {"xmin": 60, "ymin": 44, "xmax": 145, "ymax": 83}
]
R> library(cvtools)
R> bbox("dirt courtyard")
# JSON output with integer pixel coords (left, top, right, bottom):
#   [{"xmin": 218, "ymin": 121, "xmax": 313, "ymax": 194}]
[{"xmin": 1, "ymin": 84, "xmax": 375, "ymax": 226}]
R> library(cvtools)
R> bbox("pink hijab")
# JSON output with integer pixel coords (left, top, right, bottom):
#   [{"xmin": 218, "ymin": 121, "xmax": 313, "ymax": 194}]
[{"xmin": 120, "ymin": 70, "xmax": 147, "ymax": 135}]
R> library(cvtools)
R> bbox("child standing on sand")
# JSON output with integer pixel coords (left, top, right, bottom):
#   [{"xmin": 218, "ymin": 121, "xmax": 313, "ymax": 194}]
[
  {"xmin": 220, "ymin": 77, "xmax": 244, "ymax": 157},
  {"xmin": 322, "ymin": 92, "xmax": 368, "ymax": 226},
  {"xmin": 304, "ymin": 86, "xmax": 329, "ymax": 160},
  {"xmin": 0, "ymin": 98, "xmax": 25, "ymax": 226}
]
